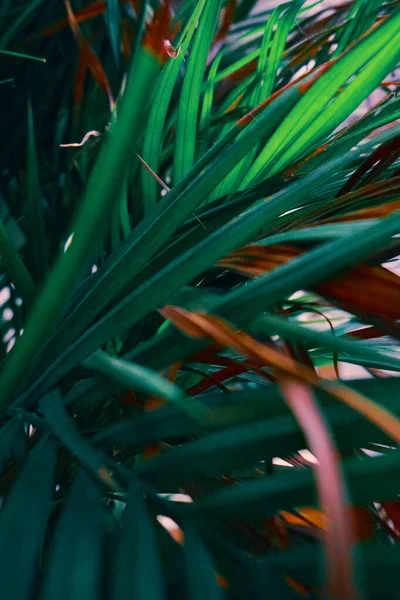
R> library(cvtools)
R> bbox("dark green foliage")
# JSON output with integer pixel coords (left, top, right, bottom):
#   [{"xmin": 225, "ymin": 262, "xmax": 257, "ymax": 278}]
[{"xmin": 0, "ymin": 1, "xmax": 400, "ymax": 598}]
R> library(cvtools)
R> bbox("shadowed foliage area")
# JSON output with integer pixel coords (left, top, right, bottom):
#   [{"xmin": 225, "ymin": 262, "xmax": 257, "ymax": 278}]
[{"xmin": 1, "ymin": 0, "xmax": 400, "ymax": 598}]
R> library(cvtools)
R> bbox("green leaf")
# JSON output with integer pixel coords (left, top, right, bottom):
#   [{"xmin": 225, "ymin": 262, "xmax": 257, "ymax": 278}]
[
  {"xmin": 185, "ymin": 521, "xmax": 224, "ymax": 600},
  {"xmin": 127, "ymin": 182, "xmax": 400, "ymax": 372},
  {"xmin": 0, "ymin": 435, "xmax": 56, "ymax": 600},
  {"xmin": 142, "ymin": 0, "xmax": 208, "ymax": 211},
  {"xmin": 216, "ymin": 1, "xmax": 303, "ymax": 196},
  {"xmin": 173, "ymin": 0, "xmax": 223, "ymax": 183},
  {"xmin": 93, "ymin": 378, "xmax": 400, "ymax": 450},
  {"xmin": 133, "ymin": 388, "xmax": 400, "ymax": 488},
  {"xmin": 218, "ymin": 212, "xmax": 400, "ymax": 324},
  {"xmin": 21, "ymin": 76, "xmax": 303, "ymax": 383},
  {"xmin": 251, "ymin": 2, "xmax": 302, "ymax": 105},
  {"xmin": 256, "ymin": 220, "xmax": 377, "ymax": 246},
  {"xmin": 333, "ymin": 0, "xmax": 384, "ymax": 57},
  {"xmin": 130, "ymin": 0, "xmax": 150, "ymax": 61},
  {"xmin": 42, "ymin": 470, "xmax": 105, "ymax": 600},
  {"xmin": 251, "ymin": 312, "xmax": 400, "ymax": 373},
  {"xmin": 242, "ymin": 9, "xmax": 400, "ymax": 185},
  {"xmin": 199, "ymin": 49, "xmax": 226, "ymax": 138},
  {"xmin": 105, "ymin": 0, "xmax": 121, "ymax": 67},
  {"xmin": 212, "ymin": 48, "xmax": 260, "ymax": 86},
  {"xmin": 0, "ymin": 0, "xmax": 45, "ymax": 48},
  {"xmin": 2, "ymin": 2, "xmax": 400, "ymax": 594},
  {"xmin": 112, "ymin": 482, "xmax": 165, "ymax": 600},
  {"xmin": 83, "ymin": 350, "xmax": 205, "ymax": 420},
  {"xmin": 257, "ymin": 544, "xmax": 400, "ymax": 599},
  {"xmin": 188, "ymin": 449, "xmax": 400, "ymax": 519}
]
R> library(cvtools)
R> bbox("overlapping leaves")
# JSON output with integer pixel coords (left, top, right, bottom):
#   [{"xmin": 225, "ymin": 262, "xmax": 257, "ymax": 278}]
[{"xmin": 0, "ymin": 1, "xmax": 400, "ymax": 598}]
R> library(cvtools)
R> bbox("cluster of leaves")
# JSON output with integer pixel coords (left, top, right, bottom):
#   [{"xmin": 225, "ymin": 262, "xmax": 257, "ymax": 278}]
[{"xmin": 1, "ymin": 0, "xmax": 400, "ymax": 597}]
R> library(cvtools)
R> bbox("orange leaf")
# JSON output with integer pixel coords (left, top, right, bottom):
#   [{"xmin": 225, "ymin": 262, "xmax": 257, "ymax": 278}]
[
  {"xmin": 286, "ymin": 575, "xmax": 308, "ymax": 597},
  {"xmin": 161, "ymin": 306, "xmax": 400, "ymax": 443},
  {"xmin": 65, "ymin": 0, "xmax": 114, "ymax": 111},
  {"xmin": 345, "ymin": 325, "xmax": 384, "ymax": 340},
  {"xmin": 216, "ymin": 574, "xmax": 230, "ymax": 589},
  {"xmin": 326, "ymin": 198, "xmax": 400, "ymax": 223},
  {"xmin": 42, "ymin": 0, "xmax": 139, "ymax": 38},
  {"xmin": 142, "ymin": 0, "xmax": 179, "ymax": 64},
  {"xmin": 281, "ymin": 508, "xmax": 325, "ymax": 530},
  {"xmin": 220, "ymin": 243, "xmax": 400, "ymax": 321},
  {"xmin": 382, "ymin": 501, "xmax": 400, "ymax": 533},
  {"xmin": 43, "ymin": 1, "xmax": 108, "ymax": 37},
  {"xmin": 143, "ymin": 442, "xmax": 161, "ymax": 458},
  {"xmin": 121, "ymin": 390, "xmax": 142, "ymax": 406},
  {"xmin": 351, "ymin": 507, "xmax": 375, "ymax": 541},
  {"xmin": 318, "ymin": 262, "xmax": 400, "ymax": 321},
  {"xmin": 215, "ymin": 0, "xmax": 236, "ymax": 44},
  {"xmin": 186, "ymin": 363, "xmax": 247, "ymax": 396},
  {"xmin": 338, "ymin": 134, "xmax": 400, "ymax": 195},
  {"xmin": 315, "ymin": 176, "xmax": 400, "ymax": 223},
  {"xmin": 381, "ymin": 81, "xmax": 400, "ymax": 87}
]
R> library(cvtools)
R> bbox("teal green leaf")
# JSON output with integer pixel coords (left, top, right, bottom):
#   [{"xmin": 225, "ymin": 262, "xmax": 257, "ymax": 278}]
[
  {"xmin": 105, "ymin": 0, "xmax": 121, "ymax": 67},
  {"xmin": 22, "ymin": 77, "xmax": 303, "ymax": 382},
  {"xmin": 185, "ymin": 521, "xmax": 224, "ymax": 600},
  {"xmin": 251, "ymin": 312, "xmax": 400, "ymax": 373},
  {"xmin": 83, "ymin": 350, "xmax": 205, "ymax": 420},
  {"xmin": 0, "ymin": 435, "xmax": 56, "ymax": 600},
  {"xmin": 112, "ymin": 482, "xmax": 165, "ymax": 600},
  {"xmin": 42, "ymin": 469, "xmax": 105, "ymax": 600},
  {"xmin": 93, "ymin": 378, "xmax": 400, "ymax": 451},
  {"xmin": 188, "ymin": 449, "xmax": 400, "ymax": 519},
  {"xmin": 134, "ymin": 391, "xmax": 400, "ymax": 488}
]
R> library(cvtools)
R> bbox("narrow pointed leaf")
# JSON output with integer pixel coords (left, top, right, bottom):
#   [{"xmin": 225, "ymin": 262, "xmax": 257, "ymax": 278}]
[
  {"xmin": 142, "ymin": 0, "xmax": 208, "ymax": 209},
  {"xmin": 106, "ymin": 0, "xmax": 121, "ymax": 67},
  {"xmin": 42, "ymin": 469, "xmax": 105, "ymax": 600},
  {"xmin": 113, "ymin": 482, "xmax": 165, "ymax": 600},
  {"xmin": 185, "ymin": 522, "xmax": 224, "ymax": 600},
  {"xmin": 0, "ymin": 436, "xmax": 56, "ymax": 600},
  {"xmin": 173, "ymin": 0, "xmax": 222, "ymax": 182}
]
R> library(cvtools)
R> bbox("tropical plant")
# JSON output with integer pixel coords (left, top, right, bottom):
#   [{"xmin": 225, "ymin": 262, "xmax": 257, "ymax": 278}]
[{"xmin": 1, "ymin": 0, "xmax": 400, "ymax": 597}]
